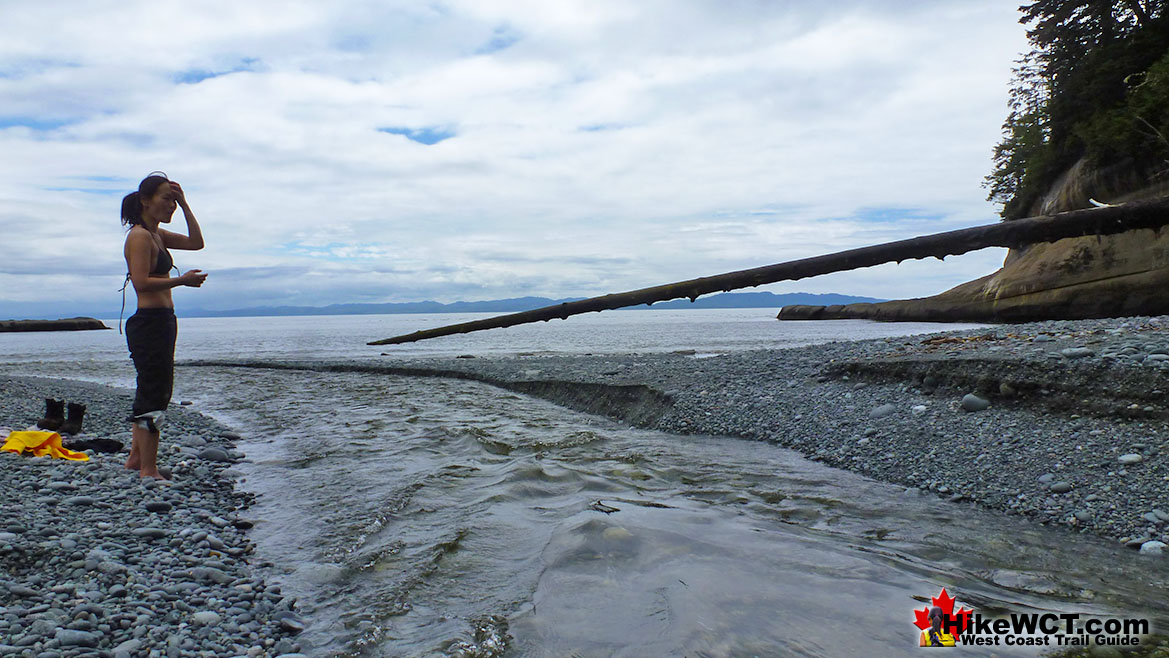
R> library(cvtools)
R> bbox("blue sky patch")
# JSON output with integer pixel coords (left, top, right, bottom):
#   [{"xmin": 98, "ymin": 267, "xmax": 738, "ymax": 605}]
[
  {"xmin": 279, "ymin": 241, "xmax": 385, "ymax": 261},
  {"xmin": 174, "ymin": 58, "xmax": 259, "ymax": 84},
  {"xmin": 103, "ymin": 132, "xmax": 157, "ymax": 148},
  {"xmin": 44, "ymin": 186, "xmax": 121, "ymax": 196},
  {"xmin": 579, "ymin": 123, "xmax": 625, "ymax": 133},
  {"xmin": 335, "ymin": 34, "xmax": 371, "ymax": 53},
  {"xmin": 475, "ymin": 25, "xmax": 521, "ymax": 55},
  {"xmin": 852, "ymin": 207, "xmax": 943, "ymax": 224},
  {"xmin": 0, "ymin": 58, "xmax": 79, "ymax": 79},
  {"xmin": 710, "ymin": 204, "xmax": 805, "ymax": 219},
  {"xmin": 378, "ymin": 126, "xmax": 455, "ymax": 145},
  {"xmin": 0, "ymin": 117, "xmax": 73, "ymax": 131}
]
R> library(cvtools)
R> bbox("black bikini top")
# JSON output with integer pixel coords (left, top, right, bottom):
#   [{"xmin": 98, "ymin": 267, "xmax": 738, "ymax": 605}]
[{"xmin": 152, "ymin": 243, "xmax": 174, "ymax": 276}]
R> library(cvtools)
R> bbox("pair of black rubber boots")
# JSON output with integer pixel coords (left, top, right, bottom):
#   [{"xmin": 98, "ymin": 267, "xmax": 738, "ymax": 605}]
[{"xmin": 36, "ymin": 398, "xmax": 86, "ymax": 435}]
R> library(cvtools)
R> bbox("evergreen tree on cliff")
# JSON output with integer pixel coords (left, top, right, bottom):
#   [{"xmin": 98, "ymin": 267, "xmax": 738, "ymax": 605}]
[{"xmin": 986, "ymin": 0, "xmax": 1169, "ymax": 219}]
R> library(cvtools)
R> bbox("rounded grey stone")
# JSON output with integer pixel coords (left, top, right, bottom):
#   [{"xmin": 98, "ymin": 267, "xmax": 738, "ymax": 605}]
[
  {"xmin": 97, "ymin": 561, "xmax": 125, "ymax": 575},
  {"xmin": 960, "ymin": 394, "xmax": 990, "ymax": 412},
  {"xmin": 278, "ymin": 615, "xmax": 306, "ymax": 634},
  {"xmin": 113, "ymin": 639, "xmax": 142, "ymax": 658},
  {"xmin": 190, "ymin": 566, "xmax": 232, "ymax": 584},
  {"xmin": 869, "ymin": 404, "xmax": 897, "ymax": 419},
  {"xmin": 191, "ymin": 611, "xmax": 221, "ymax": 626},
  {"xmin": 1140, "ymin": 541, "xmax": 1167, "ymax": 555},
  {"xmin": 198, "ymin": 447, "xmax": 231, "ymax": 463},
  {"xmin": 55, "ymin": 629, "xmax": 98, "ymax": 647},
  {"xmin": 1049, "ymin": 482, "xmax": 1073, "ymax": 494}
]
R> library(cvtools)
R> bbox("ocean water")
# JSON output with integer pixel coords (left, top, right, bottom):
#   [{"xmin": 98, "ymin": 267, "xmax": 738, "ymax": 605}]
[
  {"xmin": 0, "ymin": 308, "xmax": 990, "ymax": 364},
  {"xmin": 3, "ymin": 309, "xmax": 1167, "ymax": 657}
]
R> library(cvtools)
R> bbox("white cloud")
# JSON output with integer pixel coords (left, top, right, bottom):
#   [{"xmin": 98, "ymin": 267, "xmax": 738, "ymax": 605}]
[{"xmin": 0, "ymin": 0, "xmax": 1029, "ymax": 316}]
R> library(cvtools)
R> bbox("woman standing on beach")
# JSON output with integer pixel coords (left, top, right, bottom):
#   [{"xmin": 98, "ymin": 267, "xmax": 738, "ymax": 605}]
[{"xmin": 121, "ymin": 173, "xmax": 207, "ymax": 480}]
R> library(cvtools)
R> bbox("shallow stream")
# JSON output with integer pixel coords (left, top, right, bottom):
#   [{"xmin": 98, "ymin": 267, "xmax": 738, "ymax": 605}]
[{"xmin": 181, "ymin": 364, "xmax": 1168, "ymax": 657}]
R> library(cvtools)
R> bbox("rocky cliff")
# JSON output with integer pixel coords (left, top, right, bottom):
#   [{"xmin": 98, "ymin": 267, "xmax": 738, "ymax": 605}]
[{"xmin": 779, "ymin": 159, "xmax": 1169, "ymax": 322}]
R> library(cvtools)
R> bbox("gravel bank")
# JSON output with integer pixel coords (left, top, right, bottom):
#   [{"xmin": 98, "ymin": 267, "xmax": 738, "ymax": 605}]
[
  {"xmin": 0, "ymin": 376, "xmax": 305, "ymax": 658},
  {"xmin": 350, "ymin": 314, "xmax": 1169, "ymax": 552}
]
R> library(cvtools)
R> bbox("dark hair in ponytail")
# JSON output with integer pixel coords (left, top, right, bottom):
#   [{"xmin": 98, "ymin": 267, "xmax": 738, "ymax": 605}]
[{"xmin": 120, "ymin": 173, "xmax": 169, "ymax": 226}]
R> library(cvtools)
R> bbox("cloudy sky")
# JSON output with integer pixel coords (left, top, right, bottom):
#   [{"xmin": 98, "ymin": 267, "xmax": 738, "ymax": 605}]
[{"xmin": 1, "ymin": 1, "xmax": 1030, "ymax": 317}]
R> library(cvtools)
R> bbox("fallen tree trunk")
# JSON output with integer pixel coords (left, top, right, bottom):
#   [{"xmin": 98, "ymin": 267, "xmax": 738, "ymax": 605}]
[{"xmin": 369, "ymin": 199, "xmax": 1169, "ymax": 346}]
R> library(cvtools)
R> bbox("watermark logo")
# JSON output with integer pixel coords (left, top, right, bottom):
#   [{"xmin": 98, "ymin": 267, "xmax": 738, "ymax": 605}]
[
  {"xmin": 914, "ymin": 588, "xmax": 971, "ymax": 647},
  {"xmin": 913, "ymin": 587, "xmax": 1151, "ymax": 649}
]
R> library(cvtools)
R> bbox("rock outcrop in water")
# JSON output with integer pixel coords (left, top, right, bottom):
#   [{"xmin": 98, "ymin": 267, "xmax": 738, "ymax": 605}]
[
  {"xmin": 0, "ymin": 317, "xmax": 109, "ymax": 332},
  {"xmin": 779, "ymin": 161, "xmax": 1169, "ymax": 323}
]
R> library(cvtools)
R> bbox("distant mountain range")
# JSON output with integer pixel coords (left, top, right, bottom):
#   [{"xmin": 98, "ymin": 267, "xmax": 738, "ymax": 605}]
[{"xmin": 181, "ymin": 291, "xmax": 885, "ymax": 318}]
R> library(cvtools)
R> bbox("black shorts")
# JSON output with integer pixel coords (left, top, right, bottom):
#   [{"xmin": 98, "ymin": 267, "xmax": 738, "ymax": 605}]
[{"xmin": 126, "ymin": 308, "xmax": 178, "ymax": 419}]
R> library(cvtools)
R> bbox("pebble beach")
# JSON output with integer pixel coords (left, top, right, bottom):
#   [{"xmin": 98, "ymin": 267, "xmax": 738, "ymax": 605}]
[{"xmin": 0, "ymin": 378, "xmax": 305, "ymax": 658}]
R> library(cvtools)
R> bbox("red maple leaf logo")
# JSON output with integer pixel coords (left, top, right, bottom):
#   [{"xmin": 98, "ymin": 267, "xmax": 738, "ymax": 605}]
[{"xmin": 914, "ymin": 588, "xmax": 973, "ymax": 641}]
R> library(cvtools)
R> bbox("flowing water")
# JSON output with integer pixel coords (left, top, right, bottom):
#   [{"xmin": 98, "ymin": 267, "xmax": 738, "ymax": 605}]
[{"xmin": 3, "ymin": 310, "xmax": 1167, "ymax": 656}]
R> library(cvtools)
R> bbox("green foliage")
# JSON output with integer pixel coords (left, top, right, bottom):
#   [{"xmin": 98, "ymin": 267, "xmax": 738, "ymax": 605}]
[
  {"xmin": 985, "ymin": 1, "xmax": 1169, "ymax": 218},
  {"xmin": 985, "ymin": 55, "xmax": 1057, "ymax": 218},
  {"xmin": 1078, "ymin": 51, "xmax": 1169, "ymax": 163}
]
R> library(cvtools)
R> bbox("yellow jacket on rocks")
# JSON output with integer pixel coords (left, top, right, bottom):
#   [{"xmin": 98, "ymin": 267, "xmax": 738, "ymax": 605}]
[{"xmin": 1, "ymin": 430, "xmax": 89, "ymax": 461}]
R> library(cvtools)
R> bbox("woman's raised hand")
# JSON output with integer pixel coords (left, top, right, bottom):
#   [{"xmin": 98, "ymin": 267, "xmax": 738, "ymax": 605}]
[{"xmin": 169, "ymin": 181, "xmax": 188, "ymax": 207}]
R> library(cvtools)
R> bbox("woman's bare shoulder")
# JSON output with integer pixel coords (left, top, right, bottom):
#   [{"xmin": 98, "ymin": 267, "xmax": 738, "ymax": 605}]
[{"xmin": 125, "ymin": 226, "xmax": 153, "ymax": 245}]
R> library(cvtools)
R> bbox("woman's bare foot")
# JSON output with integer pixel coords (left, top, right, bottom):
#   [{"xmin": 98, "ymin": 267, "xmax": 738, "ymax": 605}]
[
  {"xmin": 139, "ymin": 467, "xmax": 172, "ymax": 480},
  {"xmin": 128, "ymin": 424, "xmax": 164, "ymax": 480}
]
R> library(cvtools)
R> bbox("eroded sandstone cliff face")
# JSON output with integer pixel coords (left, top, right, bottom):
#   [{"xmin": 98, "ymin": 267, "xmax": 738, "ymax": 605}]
[{"xmin": 779, "ymin": 159, "xmax": 1169, "ymax": 322}]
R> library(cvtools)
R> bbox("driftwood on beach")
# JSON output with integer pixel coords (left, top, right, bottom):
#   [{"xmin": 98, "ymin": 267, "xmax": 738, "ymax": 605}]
[{"xmin": 370, "ymin": 199, "xmax": 1169, "ymax": 346}]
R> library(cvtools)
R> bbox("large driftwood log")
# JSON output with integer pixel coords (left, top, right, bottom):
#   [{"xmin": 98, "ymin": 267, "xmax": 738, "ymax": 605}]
[{"xmin": 369, "ymin": 199, "xmax": 1169, "ymax": 346}]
